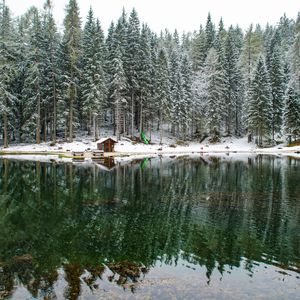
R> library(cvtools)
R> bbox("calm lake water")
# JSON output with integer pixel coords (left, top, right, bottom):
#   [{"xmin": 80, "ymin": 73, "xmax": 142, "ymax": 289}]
[{"xmin": 0, "ymin": 155, "xmax": 300, "ymax": 299}]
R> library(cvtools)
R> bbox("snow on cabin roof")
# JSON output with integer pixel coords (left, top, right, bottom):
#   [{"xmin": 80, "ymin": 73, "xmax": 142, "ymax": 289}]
[{"xmin": 96, "ymin": 137, "xmax": 118, "ymax": 144}]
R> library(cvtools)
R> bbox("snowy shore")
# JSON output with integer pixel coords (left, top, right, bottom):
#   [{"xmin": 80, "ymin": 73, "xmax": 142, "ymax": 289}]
[{"xmin": 1, "ymin": 136, "xmax": 300, "ymax": 163}]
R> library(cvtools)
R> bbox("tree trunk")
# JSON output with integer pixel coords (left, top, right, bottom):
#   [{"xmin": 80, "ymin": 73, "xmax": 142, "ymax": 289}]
[
  {"xmin": 52, "ymin": 66, "xmax": 57, "ymax": 143},
  {"xmin": 235, "ymin": 102, "xmax": 239, "ymax": 136},
  {"xmin": 116, "ymin": 100, "xmax": 120, "ymax": 141},
  {"xmin": 36, "ymin": 84, "xmax": 41, "ymax": 144},
  {"xmin": 248, "ymin": 36, "xmax": 252, "ymax": 89},
  {"xmin": 123, "ymin": 107, "xmax": 126, "ymax": 135},
  {"xmin": 69, "ymin": 84, "xmax": 74, "ymax": 143},
  {"xmin": 95, "ymin": 116, "xmax": 99, "ymax": 140},
  {"xmin": 160, "ymin": 113, "xmax": 163, "ymax": 145},
  {"xmin": 3, "ymin": 111, "xmax": 8, "ymax": 148},
  {"xmin": 140, "ymin": 100, "xmax": 143, "ymax": 133},
  {"xmin": 93, "ymin": 113, "xmax": 97, "ymax": 141},
  {"xmin": 44, "ymin": 110, "xmax": 47, "ymax": 142},
  {"xmin": 131, "ymin": 91, "xmax": 134, "ymax": 136},
  {"xmin": 69, "ymin": 98, "xmax": 73, "ymax": 143}
]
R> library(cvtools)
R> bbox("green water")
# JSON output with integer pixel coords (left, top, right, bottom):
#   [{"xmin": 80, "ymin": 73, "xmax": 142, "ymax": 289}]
[{"xmin": 0, "ymin": 155, "xmax": 299, "ymax": 299}]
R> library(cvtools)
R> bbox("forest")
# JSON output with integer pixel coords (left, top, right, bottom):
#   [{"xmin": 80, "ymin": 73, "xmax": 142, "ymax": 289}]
[{"xmin": 0, "ymin": 0, "xmax": 300, "ymax": 148}]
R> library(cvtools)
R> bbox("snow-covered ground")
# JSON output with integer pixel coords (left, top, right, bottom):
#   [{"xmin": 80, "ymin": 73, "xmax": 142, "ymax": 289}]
[{"xmin": 1, "ymin": 131, "xmax": 300, "ymax": 161}]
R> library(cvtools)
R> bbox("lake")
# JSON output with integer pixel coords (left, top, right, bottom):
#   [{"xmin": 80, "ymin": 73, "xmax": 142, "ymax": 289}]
[{"xmin": 0, "ymin": 155, "xmax": 299, "ymax": 299}]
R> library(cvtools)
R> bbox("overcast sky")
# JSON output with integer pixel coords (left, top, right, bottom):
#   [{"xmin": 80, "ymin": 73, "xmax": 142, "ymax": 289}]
[{"xmin": 5, "ymin": 0, "xmax": 300, "ymax": 33}]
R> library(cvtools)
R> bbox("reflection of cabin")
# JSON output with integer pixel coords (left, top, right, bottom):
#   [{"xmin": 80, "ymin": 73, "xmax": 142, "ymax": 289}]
[
  {"xmin": 97, "ymin": 157, "xmax": 116, "ymax": 171},
  {"xmin": 96, "ymin": 137, "xmax": 117, "ymax": 152}
]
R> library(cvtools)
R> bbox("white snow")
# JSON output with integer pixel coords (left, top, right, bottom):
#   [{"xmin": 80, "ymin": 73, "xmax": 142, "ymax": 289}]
[{"xmin": 1, "ymin": 131, "xmax": 300, "ymax": 162}]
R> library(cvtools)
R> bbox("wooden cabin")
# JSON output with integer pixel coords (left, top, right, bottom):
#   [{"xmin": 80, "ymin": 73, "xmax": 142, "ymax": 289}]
[{"xmin": 96, "ymin": 137, "xmax": 117, "ymax": 152}]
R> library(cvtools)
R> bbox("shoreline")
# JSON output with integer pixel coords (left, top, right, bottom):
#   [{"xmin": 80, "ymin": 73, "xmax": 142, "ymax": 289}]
[
  {"xmin": 1, "ymin": 136, "xmax": 299, "ymax": 161},
  {"xmin": 0, "ymin": 148, "xmax": 299, "ymax": 159}
]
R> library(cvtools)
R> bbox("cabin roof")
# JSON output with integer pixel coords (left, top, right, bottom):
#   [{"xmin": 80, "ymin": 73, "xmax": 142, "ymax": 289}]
[{"xmin": 96, "ymin": 137, "xmax": 118, "ymax": 144}]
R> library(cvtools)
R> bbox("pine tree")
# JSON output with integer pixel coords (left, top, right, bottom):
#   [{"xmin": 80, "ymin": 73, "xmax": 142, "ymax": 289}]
[
  {"xmin": 190, "ymin": 26, "xmax": 206, "ymax": 71},
  {"xmin": 156, "ymin": 49, "xmax": 170, "ymax": 143},
  {"xmin": 247, "ymin": 56, "xmax": 273, "ymax": 146},
  {"xmin": 81, "ymin": 7, "xmax": 95, "ymax": 134},
  {"xmin": 296, "ymin": 12, "xmax": 300, "ymax": 34},
  {"xmin": 139, "ymin": 24, "xmax": 152, "ymax": 133},
  {"xmin": 278, "ymin": 14, "xmax": 295, "ymax": 55},
  {"xmin": 125, "ymin": 8, "xmax": 141, "ymax": 136},
  {"xmin": 224, "ymin": 26, "xmax": 244, "ymax": 136},
  {"xmin": 110, "ymin": 46, "xmax": 127, "ymax": 141},
  {"xmin": 42, "ymin": 0, "xmax": 61, "ymax": 143},
  {"xmin": 11, "ymin": 14, "xmax": 30, "ymax": 143},
  {"xmin": 148, "ymin": 32, "xmax": 159, "ymax": 138},
  {"xmin": 284, "ymin": 85, "xmax": 300, "ymax": 141},
  {"xmin": 61, "ymin": 0, "xmax": 82, "ymax": 142},
  {"xmin": 169, "ymin": 49, "xmax": 182, "ymax": 137},
  {"xmin": 203, "ymin": 48, "xmax": 226, "ymax": 141},
  {"xmin": 81, "ymin": 8, "xmax": 106, "ymax": 140},
  {"xmin": 216, "ymin": 18, "xmax": 227, "ymax": 51},
  {"xmin": 240, "ymin": 24, "xmax": 264, "ymax": 91},
  {"xmin": 0, "ymin": 1, "xmax": 15, "ymax": 148},
  {"xmin": 21, "ymin": 7, "xmax": 44, "ymax": 144},
  {"xmin": 268, "ymin": 46, "xmax": 285, "ymax": 140},
  {"xmin": 180, "ymin": 54, "xmax": 193, "ymax": 139},
  {"xmin": 108, "ymin": 12, "xmax": 128, "ymax": 134},
  {"xmin": 205, "ymin": 12, "xmax": 216, "ymax": 55},
  {"xmin": 105, "ymin": 21, "xmax": 116, "ymax": 110},
  {"xmin": 290, "ymin": 32, "xmax": 300, "ymax": 93}
]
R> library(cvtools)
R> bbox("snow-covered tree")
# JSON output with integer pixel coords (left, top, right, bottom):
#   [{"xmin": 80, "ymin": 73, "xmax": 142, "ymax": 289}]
[
  {"xmin": 42, "ymin": 0, "xmax": 61, "ymax": 143},
  {"xmin": 180, "ymin": 54, "xmax": 193, "ymax": 138},
  {"xmin": 21, "ymin": 7, "xmax": 44, "ymax": 144},
  {"xmin": 284, "ymin": 85, "xmax": 300, "ymax": 142},
  {"xmin": 125, "ymin": 8, "xmax": 141, "ymax": 135},
  {"xmin": 267, "ymin": 46, "xmax": 285, "ymax": 140},
  {"xmin": 61, "ymin": 0, "xmax": 82, "ymax": 142},
  {"xmin": 110, "ymin": 46, "xmax": 127, "ymax": 141},
  {"xmin": 156, "ymin": 49, "xmax": 170, "ymax": 143},
  {"xmin": 240, "ymin": 24, "xmax": 264, "ymax": 92},
  {"xmin": 190, "ymin": 26, "xmax": 206, "ymax": 71},
  {"xmin": 205, "ymin": 13, "xmax": 216, "ymax": 55},
  {"xmin": 247, "ymin": 56, "xmax": 273, "ymax": 146},
  {"xmin": 1, "ymin": 3, "xmax": 300, "ymax": 147},
  {"xmin": 290, "ymin": 32, "xmax": 300, "ymax": 94},
  {"xmin": 139, "ymin": 24, "xmax": 152, "ymax": 133},
  {"xmin": 168, "ymin": 44, "xmax": 181, "ymax": 136},
  {"xmin": 224, "ymin": 26, "xmax": 244, "ymax": 136},
  {"xmin": 203, "ymin": 48, "xmax": 226, "ymax": 141},
  {"xmin": 81, "ymin": 8, "xmax": 106, "ymax": 140},
  {"xmin": 0, "ymin": 1, "xmax": 16, "ymax": 148}
]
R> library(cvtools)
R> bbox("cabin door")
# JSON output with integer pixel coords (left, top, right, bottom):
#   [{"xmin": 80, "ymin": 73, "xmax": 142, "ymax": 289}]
[{"xmin": 105, "ymin": 141, "xmax": 110, "ymax": 152}]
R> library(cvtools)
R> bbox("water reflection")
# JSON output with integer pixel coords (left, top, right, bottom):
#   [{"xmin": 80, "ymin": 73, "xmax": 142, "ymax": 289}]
[{"xmin": 0, "ymin": 155, "xmax": 299, "ymax": 299}]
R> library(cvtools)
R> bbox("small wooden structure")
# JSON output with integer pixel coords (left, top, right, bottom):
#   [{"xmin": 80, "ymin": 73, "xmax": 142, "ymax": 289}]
[
  {"xmin": 72, "ymin": 151, "xmax": 85, "ymax": 161},
  {"xmin": 96, "ymin": 137, "xmax": 117, "ymax": 152},
  {"xmin": 91, "ymin": 150, "xmax": 104, "ymax": 161},
  {"xmin": 72, "ymin": 151, "xmax": 84, "ymax": 157},
  {"xmin": 92, "ymin": 149, "xmax": 104, "ymax": 157}
]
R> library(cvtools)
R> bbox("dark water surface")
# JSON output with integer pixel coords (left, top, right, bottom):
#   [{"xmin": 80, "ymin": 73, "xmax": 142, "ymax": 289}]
[{"xmin": 0, "ymin": 155, "xmax": 300, "ymax": 299}]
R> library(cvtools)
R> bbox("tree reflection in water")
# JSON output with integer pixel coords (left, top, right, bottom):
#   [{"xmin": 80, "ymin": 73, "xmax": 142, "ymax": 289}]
[{"xmin": 0, "ymin": 155, "xmax": 299, "ymax": 299}]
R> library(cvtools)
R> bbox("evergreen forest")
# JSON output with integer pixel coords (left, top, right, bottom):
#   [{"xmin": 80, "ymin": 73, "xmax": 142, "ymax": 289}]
[{"xmin": 1, "ymin": 0, "xmax": 300, "ymax": 147}]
